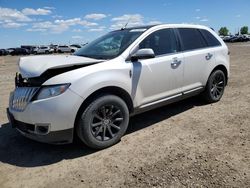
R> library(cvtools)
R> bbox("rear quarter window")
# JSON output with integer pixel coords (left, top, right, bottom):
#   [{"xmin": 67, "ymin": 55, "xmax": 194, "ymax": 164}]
[
  {"xmin": 178, "ymin": 28, "xmax": 207, "ymax": 51},
  {"xmin": 199, "ymin": 29, "xmax": 222, "ymax": 47}
]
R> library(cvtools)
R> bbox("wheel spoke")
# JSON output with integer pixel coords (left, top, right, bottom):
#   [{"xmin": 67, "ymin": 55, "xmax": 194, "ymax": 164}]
[
  {"xmin": 94, "ymin": 126, "xmax": 102, "ymax": 137},
  {"xmin": 211, "ymin": 87, "xmax": 216, "ymax": 95},
  {"xmin": 214, "ymin": 89, "xmax": 217, "ymax": 98},
  {"xmin": 108, "ymin": 105, "xmax": 114, "ymax": 116},
  {"xmin": 113, "ymin": 117, "xmax": 123, "ymax": 122},
  {"xmin": 107, "ymin": 126, "xmax": 114, "ymax": 138},
  {"xmin": 110, "ymin": 123, "xmax": 121, "ymax": 130},
  {"xmin": 217, "ymin": 85, "xmax": 224, "ymax": 89},
  {"xmin": 102, "ymin": 126, "xmax": 106, "ymax": 141},
  {"xmin": 91, "ymin": 122, "xmax": 102, "ymax": 128},
  {"xmin": 215, "ymin": 89, "xmax": 220, "ymax": 97},
  {"xmin": 111, "ymin": 109, "xmax": 121, "ymax": 118},
  {"xmin": 101, "ymin": 107, "xmax": 107, "ymax": 118},
  {"xmin": 218, "ymin": 81, "xmax": 224, "ymax": 85},
  {"xmin": 211, "ymin": 87, "xmax": 215, "ymax": 93},
  {"xmin": 94, "ymin": 113, "xmax": 103, "ymax": 121}
]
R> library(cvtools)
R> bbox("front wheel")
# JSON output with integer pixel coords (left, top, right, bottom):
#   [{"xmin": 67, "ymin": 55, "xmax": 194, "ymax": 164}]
[
  {"xmin": 202, "ymin": 70, "xmax": 226, "ymax": 103},
  {"xmin": 77, "ymin": 95, "xmax": 129, "ymax": 149}
]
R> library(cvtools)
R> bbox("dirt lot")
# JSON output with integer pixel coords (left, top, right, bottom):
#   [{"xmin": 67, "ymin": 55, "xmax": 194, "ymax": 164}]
[{"xmin": 0, "ymin": 43, "xmax": 249, "ymax": 188}]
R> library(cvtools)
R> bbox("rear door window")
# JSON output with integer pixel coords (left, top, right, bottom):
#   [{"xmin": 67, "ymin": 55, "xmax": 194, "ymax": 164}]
[{"xmin": 178, "ymin": 28, "xmax": 207, "ymax": 51}]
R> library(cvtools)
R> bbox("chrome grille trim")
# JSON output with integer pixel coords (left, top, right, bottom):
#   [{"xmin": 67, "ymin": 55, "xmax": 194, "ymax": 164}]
[{"xmin": 11, "ymin": 87, "xmax": 39, "ymax": 111}]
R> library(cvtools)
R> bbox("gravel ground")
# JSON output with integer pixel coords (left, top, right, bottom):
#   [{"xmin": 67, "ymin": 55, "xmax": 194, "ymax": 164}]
[{"xmin": 0, "ymin": 43, "xmax": 249, "ymax": 188}]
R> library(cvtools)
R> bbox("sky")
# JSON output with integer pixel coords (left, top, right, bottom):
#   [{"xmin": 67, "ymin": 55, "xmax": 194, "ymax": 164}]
[{"xmin": 0, "ymin": 0, "xmax": 249, "ymax": 48}]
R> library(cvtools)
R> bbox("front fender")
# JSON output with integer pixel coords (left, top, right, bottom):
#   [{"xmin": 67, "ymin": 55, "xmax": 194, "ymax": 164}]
[{"xmin": 70, "ymin": 68, "xmax": 133, "ymax": 99}]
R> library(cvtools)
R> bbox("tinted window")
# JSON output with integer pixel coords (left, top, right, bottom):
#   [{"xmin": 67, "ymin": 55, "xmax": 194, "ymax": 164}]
[
  {"xmin": 139, "ymin": 29, "xmax": 178, "ymax": 56},
  {"xmin": 178, "ymin": 28, "xmax": 207, "ymax": 51},
  {"xmin": 199, "ymin": 29, "xmax": 221, "ymax": 47}
]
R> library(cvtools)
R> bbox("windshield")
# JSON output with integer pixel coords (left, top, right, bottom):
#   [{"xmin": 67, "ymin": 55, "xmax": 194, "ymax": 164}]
[{"xmin": 74, "ymin": 29, "xmax": 146, "ymax": 59}]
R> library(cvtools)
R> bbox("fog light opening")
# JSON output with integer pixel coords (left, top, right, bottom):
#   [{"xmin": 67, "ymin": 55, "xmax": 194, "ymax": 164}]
[{"xmin": 35, "ymin": 124, "xmax": 50, "ymax": 135}]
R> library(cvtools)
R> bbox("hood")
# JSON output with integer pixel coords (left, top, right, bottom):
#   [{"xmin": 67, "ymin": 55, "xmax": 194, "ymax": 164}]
[{"xmin": 18, "ymin": 55, "xmax": 103, "ymax": 78}]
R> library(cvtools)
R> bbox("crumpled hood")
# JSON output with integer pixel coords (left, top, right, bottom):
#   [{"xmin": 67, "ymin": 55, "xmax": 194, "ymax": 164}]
[{"xmin": 18, "ymin": 55, "xmax": 103, "ymax": 78}]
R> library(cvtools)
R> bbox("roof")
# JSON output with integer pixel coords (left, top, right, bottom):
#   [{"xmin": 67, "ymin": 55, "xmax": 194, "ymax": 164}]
[{"xmin": 113, "ymin": 23, "xmax": 210, "ymax": 32}]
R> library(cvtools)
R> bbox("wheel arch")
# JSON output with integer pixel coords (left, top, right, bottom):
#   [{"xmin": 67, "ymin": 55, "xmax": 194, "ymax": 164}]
[
  {"xmin": 74, "ymin": 86, "xmax": 134, "ymax": 128},
  {"xmin": 210, "ymin": 64, "xmax": 228, "ymax": 85}
]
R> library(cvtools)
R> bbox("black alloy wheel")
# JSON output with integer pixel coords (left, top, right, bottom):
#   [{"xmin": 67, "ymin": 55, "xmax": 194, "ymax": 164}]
[
  {"xmin": 203, "ymin": 70, "xmax": 226, "ymax": 103},
  {"xmin": 91, "ymin": 104, "xmax": 124, "ymax": 141},
  {"xmin": 77, "ymin": 95, "xmax": 129, "ymax": 149}
]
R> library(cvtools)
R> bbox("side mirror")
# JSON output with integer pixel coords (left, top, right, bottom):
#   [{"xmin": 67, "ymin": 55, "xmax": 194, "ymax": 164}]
[{"xmin": 131, "ymin": 48, "xmax": 155, "ymax": 62}]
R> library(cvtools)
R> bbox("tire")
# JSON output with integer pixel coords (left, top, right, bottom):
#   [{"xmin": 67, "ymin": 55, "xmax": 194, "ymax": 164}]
[
  {"xmin": 77, "ymin": 95, "xmax": 129, "ymax": 149},
  {"xmin": 71, "ymin": 49, "xmax": 75, "ymax": 53},
  {"xmin": 202, "ymin": 70, "xmax": 226, "ymax": 103},
  {"xmin": 45, "ymin": 51, "xmax": 49, "ymax": 54}
]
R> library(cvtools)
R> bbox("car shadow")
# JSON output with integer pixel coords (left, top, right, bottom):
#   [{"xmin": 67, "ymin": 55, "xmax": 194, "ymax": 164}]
[{"xmin": 0, "ymin": 97, "xmax": 207, "ymax": 168}]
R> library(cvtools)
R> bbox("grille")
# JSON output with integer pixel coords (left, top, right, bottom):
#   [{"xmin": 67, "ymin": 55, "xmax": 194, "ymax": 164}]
[{"xmin": 10, "ymin": 87, "xmax": 39, "ymax": 111}]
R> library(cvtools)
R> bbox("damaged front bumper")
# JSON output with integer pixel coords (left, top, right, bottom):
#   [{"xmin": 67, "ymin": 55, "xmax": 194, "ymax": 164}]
[{"xmin": 7, "ymin": 85, "xmax": 83, "ymax": 144}]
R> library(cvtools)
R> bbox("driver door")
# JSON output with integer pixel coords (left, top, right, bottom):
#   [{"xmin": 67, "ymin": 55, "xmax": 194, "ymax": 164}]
[{"xmin": 132, "ymin": 28, "xmax": 184, "ymax": 106}]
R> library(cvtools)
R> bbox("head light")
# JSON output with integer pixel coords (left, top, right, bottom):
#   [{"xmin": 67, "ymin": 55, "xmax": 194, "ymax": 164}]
[{"xmin": 36, "ymin": 84, "xmax": 70, "ymax": 100}]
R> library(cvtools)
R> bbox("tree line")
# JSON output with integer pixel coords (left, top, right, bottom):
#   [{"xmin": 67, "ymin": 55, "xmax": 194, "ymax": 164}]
[{"xmin": 218, "ymin": 26, "xmax": 249, "ymax": 36}]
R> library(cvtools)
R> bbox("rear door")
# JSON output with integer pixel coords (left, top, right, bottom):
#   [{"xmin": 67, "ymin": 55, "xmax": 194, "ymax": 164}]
[{"xmin": 176, "ymin": 28, "xmax": 216, "ymax": 92}]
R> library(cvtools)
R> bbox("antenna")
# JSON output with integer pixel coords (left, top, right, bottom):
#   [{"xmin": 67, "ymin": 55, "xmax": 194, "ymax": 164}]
[{"xmin": 121, "ymin": 17, "xmax": 131, "ymax": 30}]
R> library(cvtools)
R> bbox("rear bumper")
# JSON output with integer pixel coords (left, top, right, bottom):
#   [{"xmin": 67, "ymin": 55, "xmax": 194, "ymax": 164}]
[{"xmin": 7, "ymin": 108, "xmax": 73, "ymax": 144}]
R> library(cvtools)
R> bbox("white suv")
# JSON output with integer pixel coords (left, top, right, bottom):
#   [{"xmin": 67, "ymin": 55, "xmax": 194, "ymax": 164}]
[
  {"xmin": 7, "ymin": 24, "xmax": 229, "ymax": 149},
  {"xmin": 34, "ymin": 46, "xmax": 54, "ymax": 54},
  {"xmin": 57, "ymin": 45, "xmax": 75, "ymax": 53}
]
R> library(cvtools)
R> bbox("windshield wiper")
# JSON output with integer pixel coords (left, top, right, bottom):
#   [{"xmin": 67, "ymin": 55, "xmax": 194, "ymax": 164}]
[{"xmin": 74, "ymin": 54, "xmax": 108, "ymax": 60}]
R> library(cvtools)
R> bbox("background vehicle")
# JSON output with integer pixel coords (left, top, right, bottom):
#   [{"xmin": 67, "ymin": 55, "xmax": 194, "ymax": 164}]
[
  {"xmin": 57, "ymin": 45, "xmax": 75, "ymax": 53},
  {"xmin": 49, "ymin": 44, "xmax": 58, "ymax": 53},
  {"xmin": 34, "ymin": 46, "xmax": 54, "ymax": 54},
  {"xmin": 8, "ymin": 24, "xmax": 229, "ymax": 149},
  {"xmin": 70, "ymin": 44, "xmax": 82, "ymax": 48},
  {"xmin": 223, "ymin": 35, "xmax": 236, "ymax": 42},
  {"xmin": 21, "ymin": 45, "xmax": 37, "ymax": 54},
  {"xmin": 223, "ymin": 35, "xmax": 250, "ymax": 42},
  {"xmin": 70, "ymin": 44, "xmax": 81, "ymax": 52},
  {"xmin": 6, "ymin": 48, "xmax": 15, "ymax": 54},
  {"xmin": 0, "ymin": 49, "xmax": 8, "ymax": 56},
  {"xmin": 9, "ymin": 48, "xmax": 30, "ymax": 56},
  {"xmin": 244, "ymin": 34, "xmax": 250, "ymax": 40},
  {"xmin": 230, "ymin": 35, "xmax": 248, "ymax": 42}
]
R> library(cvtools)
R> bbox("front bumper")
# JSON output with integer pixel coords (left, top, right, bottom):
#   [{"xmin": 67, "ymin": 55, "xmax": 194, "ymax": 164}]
[
  {"xmin": 7, "ymin": 108, "xmax": 74, "ymax": 144},
  {"xmin": 8, "ymin": 88, "xmax": 83, "ymax": 144}
]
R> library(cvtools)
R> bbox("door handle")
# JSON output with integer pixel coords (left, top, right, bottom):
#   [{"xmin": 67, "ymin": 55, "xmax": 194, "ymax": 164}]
[
  {"xmin": 205, "ymin": 53, "xmax": 213, "ymax": 60},
  {"xmin": 171, "ymin": 58, "xmax": 181, "ymax": 69}
]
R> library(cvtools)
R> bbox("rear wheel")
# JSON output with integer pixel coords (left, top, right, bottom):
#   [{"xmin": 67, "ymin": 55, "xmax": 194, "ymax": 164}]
[
  {"xmin": 202, "ymin": 70, "xmax": 226, "ymax": 103},
  {"xmin": 77, "ymin": 95, "xmax": 129, "ymax": 149}
]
